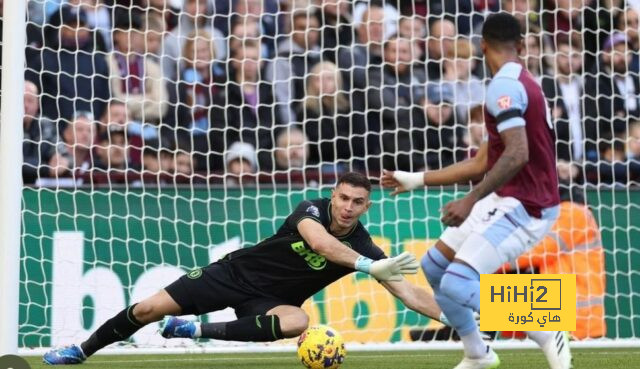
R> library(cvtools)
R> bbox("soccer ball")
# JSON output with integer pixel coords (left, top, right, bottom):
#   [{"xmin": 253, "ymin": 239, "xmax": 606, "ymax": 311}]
[{"xmin": 297, "ymin": 325, "xmax": 346, "ymax": 369}]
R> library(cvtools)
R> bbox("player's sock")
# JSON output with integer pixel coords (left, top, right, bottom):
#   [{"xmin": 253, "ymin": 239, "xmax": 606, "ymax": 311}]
[
  {"xmin": 525, "ymin": 330, "xmax": 553, "ymax": 346},
  {"xmin": 437, "ymin": 262, "xmax": 486, "ymax": 358},
  {"xmin": 80, "ymin": 304, "xmax": 145, "ymax": 357},
  {"xmin": 460, "ymin": 329, "xmax": 490, "ymax": 359},
  {"xmin": 421, "ymin": 247, "xmax": 451, "ymax": 294},
  {"xmin": 440, "ymin": 262, "xmax": 481, "ymax": 312},
  {"xmin": 436, "ymin": 291, "xmax": 485, "ymax": 358},
  {"xmin": 422, "ymin": 248, "xmax": 457, "ymax": 325},
  {"xmin": 200, "ymin": 315, "xmax": 284, "ymax": 342}
]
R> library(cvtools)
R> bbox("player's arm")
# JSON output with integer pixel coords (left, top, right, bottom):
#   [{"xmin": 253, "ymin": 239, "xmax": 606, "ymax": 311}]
[
  {"xmin": 297, "ymin": 219, "xmax": 419, "ymax": 281},
  {"xmin": 381, "ymin": 142, "xmax": 489, "ymax": 195},
  {"xmin": 466, "ymin": 77, "xmax": 530, "ymax": 201},
  {"xmin": 466, "ymin": 126, "xmax": 528, "ymax": 201},
  {"xmin": 380, "ymin": 279, "xmax": 442, "ymax": 321},
  {"xmin": 442, "ymin": 78, "xmax": 529, "ymax": 226}
]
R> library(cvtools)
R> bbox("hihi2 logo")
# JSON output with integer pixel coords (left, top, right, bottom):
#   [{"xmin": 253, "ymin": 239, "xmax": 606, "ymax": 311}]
[{"xmin": 480, "ymin": 274, "xmax": 576, "ymax": 331}]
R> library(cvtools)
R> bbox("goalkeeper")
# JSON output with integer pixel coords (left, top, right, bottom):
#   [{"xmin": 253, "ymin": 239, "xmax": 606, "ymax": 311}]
[{"xmin": 44, "ymin": 172, "xmax": 441, "ymax": 365}]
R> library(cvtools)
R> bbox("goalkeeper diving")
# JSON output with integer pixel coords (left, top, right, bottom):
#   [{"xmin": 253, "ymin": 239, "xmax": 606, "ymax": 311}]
[{"xmin": 43, "ymin": 171, "xmax": 443, "ymax": 365}]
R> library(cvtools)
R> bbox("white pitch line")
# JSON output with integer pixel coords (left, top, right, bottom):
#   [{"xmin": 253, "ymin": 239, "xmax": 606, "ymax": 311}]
[{"xmin": 83, "ymin": 350, "xmax": 640, "ymax": 365}]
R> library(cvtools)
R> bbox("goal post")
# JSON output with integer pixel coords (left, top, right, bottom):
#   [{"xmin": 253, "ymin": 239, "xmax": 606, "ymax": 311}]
[{"xmin": 0, "ymin": 0, "xmax": 26, "ymax": 356}]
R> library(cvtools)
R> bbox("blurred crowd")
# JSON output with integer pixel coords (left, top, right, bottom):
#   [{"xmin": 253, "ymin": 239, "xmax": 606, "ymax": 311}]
[{"xmin": 6, "ymin": 0, "xmax": 640, "ymax": 187}]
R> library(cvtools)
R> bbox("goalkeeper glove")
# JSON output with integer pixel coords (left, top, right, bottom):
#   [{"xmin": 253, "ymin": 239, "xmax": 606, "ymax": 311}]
[{"xmin": 355, "ymin": 252, "xmax": 420, "ymax": 281}]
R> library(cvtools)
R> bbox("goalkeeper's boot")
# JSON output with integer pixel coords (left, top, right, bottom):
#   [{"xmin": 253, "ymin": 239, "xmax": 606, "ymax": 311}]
[
  {"xmin": 539, "ymin": 331, "xmax": 573, "ymax": 369},
  {"xmin": 43, "ymin": 344, "xmax": 86, "ymax": 365},
  {"xmin": 453, "ymin": 347, "xmax": 500, "ymax": 369},
  {"xmin": 160, "ymin": 316, "xmax": 196, "ymax": 338}
]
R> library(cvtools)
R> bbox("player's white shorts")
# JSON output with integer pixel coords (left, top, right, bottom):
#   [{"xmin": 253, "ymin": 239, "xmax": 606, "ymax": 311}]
[{"xmin": 440, "ymin": 193, "xmax": 559, "ymax": 274}]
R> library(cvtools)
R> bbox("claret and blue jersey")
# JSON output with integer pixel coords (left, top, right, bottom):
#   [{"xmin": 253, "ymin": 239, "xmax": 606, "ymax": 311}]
[{"xmin": 484, "ymin": 62, "xmax": 560, "ymax": 218}]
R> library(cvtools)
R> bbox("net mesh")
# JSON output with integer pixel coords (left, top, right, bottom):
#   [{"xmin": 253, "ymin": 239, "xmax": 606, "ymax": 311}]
[{"xmin": 14, "ymin": 0, "xmax": 640, "ymax": 349}]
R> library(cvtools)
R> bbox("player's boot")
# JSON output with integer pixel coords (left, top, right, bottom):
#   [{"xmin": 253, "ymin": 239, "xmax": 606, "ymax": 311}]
[
  {"xmin": 453, "ymin": 347, "xmax": 500, "ymax": 369},
  {"xmin": 160, "ymin": 316, "xmax": 196, "ymax": 338},
  {"xmin": 539, "ymin": 331, "xmax": 573, "ymax": 369},
  {"xmin": 43, "ymin": 344, "xmax": 86, "ymax": 365}
]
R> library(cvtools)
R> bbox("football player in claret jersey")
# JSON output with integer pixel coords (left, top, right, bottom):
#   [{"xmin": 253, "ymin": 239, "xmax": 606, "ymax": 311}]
[
  {"xmin": 44, "ymin": 172, "xmax": 446, "ymax": 365},
  {"xmin": 382, "ymin": 13, "xmax": 571, "ymax": 369}
]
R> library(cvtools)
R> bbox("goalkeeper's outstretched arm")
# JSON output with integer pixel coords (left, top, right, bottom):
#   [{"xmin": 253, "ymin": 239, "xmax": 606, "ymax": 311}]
[
  {"xmin": 381, "ymin": 279, "xmax": 442, "ymax": 322},
  {"xmin": 298, "ymin": 219, "xmax": 419, "ymax": 281},
  {"xmin": 380, "ymin": 141, "xmax": 489, "ymax": 195}
]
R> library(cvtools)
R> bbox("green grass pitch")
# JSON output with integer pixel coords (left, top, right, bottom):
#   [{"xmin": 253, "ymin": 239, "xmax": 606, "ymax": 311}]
[{"xmin": 25, "ymin": 348, "xmax": 640, "ymax": 369}]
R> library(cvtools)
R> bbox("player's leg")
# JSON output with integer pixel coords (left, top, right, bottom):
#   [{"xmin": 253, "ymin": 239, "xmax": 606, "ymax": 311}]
[
  {"xmin": 431, "ymin": 194, "xmax": 513, "ymax": 368},
  {"xmin": 423, "ymin": 230, "xmax": 493, "ymax": 365},
  {"xmin": 440, "ymin": 197, "xmax": 561, "ymax": 368},
  {"xmin": 421, "ymin": 240, "xmax": 456, "ymax": 325},
  {"xmin": 44, "ymin": 261, "xmax": 232, "ymax": 364},
  {"xmin": 449, "ymin": 208, "xmax": 571, "ymax": 369},
  {"xmin": 443, "ymin": 234, "xmax": 532, "ymax": 368},
  {"xmin": 159, "ymin": 260, "xmax": 300, "ymax": 343},
  {"xmin": 423, "ymin": 191, "xmax": 496, "ymax": 292},
  {"xmin": 80, "ymin": 289, "xmax": 182, "ymax": 357},
  {"xmin": 422, "ymin": 240, "xmax": 456, "ymax": 293},
  {"xmin": 422, "ymin": 200, "xmax": 475, "ymax": 304},
  {"xmin": 437, "ymin": 245, "xmax": 499, "ymax": 367},
  {"xmin": 440, "ymin": 195, "xmax": 539, "ymax": 317},
  {"xmin": 266, "ymin": 305, "xmax": 310, "ymax": 337},
  {"xmin": 194, "ymin": 304, "xmax": 308, "ymax": 340},
  {"xmin": 132, "ymin": 289, "xmax": 183, "ymax": 323},
  {"xmin": 160, "ymin": 261, "xmax": 291, "ymax": 341},
  {"xmin": 43, "ymin": 289, "xmax": 182, "ymax": 365},
  {"xmin": 422, "ymin": 195, "xmax": 489, "ymax": 331},
  {"xmin": 441, "ymin": 251, "xmax": 571, "ymax": 368},
  {"xmin": 190, "ymin": 304, "xmax": 302, "ymax": 341},
  {"xmin": 162, "ymin": 302, "xmax": 304, "ymax": 341},
  {"xmin": 427, "ymin": 246, "xmax": 492, "ymax": 366}
]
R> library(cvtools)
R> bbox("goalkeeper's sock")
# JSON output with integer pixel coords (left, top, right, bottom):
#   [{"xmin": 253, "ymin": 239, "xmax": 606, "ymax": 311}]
[
  {"xmin": 80, "ymin": 304, "xmax": 144, "ymax": 357},
  {"xmin": 199, "ymin": 315, "xmax": 284, "ymax": 342}
]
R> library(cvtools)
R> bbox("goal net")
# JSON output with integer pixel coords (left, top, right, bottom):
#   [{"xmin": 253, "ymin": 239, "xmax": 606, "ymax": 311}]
[{"xmin": 15, "ymin": 0, "xmax": 640, "ymax": 353}]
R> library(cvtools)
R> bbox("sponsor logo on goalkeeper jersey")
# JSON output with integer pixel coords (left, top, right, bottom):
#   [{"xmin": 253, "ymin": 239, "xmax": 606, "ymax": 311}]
[
  {"xmin": 480, "ymin": 274, "xmax": 576, "ymax": 331},
  {"xmin": 291, "ymin": 241, "xmax": 327, "ymax": 270}
]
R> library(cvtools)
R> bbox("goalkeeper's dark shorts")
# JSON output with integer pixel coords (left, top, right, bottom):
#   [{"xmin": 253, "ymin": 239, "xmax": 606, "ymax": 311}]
[{"xmin": 164, "ymin": 260, "xmax": 289, "ymax": 317}]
